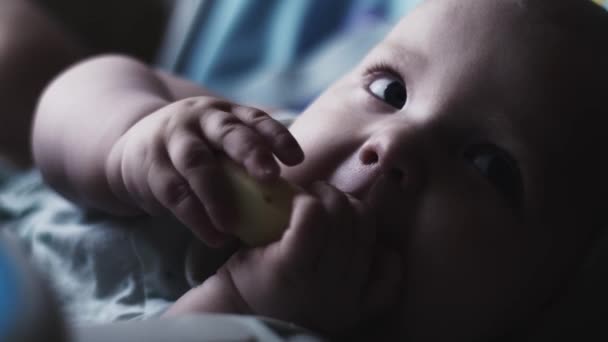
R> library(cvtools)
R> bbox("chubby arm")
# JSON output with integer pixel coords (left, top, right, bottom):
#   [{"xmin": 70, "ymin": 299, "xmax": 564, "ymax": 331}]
[
  {"xmin": 32, "ymin": 55, "xmax": 209, "ymax": 214},
  {"xmin": 33, "ymin": 54, "xmax": 303, "ymax": 246}
]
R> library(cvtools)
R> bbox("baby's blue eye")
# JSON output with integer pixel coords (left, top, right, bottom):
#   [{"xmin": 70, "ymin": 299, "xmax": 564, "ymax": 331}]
[
  {"xmin": 463, "ymin": 144, "xmax": 523, "ymax": 208},
  {"xmin": 368, "ymin": 75, "xmax": 407, "ymax": 109}
]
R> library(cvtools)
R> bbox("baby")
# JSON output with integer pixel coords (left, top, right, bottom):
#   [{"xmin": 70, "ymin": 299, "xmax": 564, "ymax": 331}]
[{"xmin": 28, "ymin": 0, "xmax": 608, "ymax": 340}]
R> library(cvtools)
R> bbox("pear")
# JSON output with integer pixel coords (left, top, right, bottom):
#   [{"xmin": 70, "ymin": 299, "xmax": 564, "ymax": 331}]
[{"xmin": 221, "ymin": 158, "xmax": 298, "ymax": 246}]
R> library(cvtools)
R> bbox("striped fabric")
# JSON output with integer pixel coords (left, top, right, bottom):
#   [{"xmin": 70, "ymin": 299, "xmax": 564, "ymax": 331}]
[{"xmin": 593, "ymin": 0, "xmax": 607, "ymax": 7}]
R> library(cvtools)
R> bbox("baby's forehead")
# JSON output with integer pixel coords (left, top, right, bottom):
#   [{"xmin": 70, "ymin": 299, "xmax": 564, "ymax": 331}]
[{"xmin": 381, "ymin": 0, "xmax": 608, "ymax": 105}]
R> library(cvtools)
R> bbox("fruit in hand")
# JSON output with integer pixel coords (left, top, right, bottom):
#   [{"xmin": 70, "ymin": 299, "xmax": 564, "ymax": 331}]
[{"xmin": 221, "ymin": 158, "xmax": 298, "ymax": 246}]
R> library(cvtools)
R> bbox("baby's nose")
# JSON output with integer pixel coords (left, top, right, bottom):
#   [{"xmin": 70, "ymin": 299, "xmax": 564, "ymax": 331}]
[
  {"xmin": 358, "ymin": 128, "xmax": 425, "ymax": 193},
  {"xmin": 359, "ymin": 146, "xmax": 404, "ymax": 181}
]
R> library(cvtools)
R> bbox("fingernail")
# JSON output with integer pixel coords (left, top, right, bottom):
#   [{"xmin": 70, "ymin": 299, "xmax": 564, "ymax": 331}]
[{"xmin": 256, "ymin": 155, "xmax": 279, "ymax": 180}]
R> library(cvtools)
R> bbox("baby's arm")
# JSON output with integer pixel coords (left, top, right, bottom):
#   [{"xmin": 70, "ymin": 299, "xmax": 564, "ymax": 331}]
[
  {"xmin": 33, "ymin": 55, "xmax": 176, "ymax": 214},
  {"xmin": 33, "ymin": 55, "xmax": 303, "ymax": 245}
]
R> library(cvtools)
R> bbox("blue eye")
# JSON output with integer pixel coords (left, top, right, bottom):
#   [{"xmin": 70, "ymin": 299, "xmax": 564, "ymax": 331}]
[
  {"xmin": 368, "ymin": 75, "xmax": 407, "ymax": 109},
  {"xmin": 464, "ymin": 144, "xmax": 523, "ymax": 208}
]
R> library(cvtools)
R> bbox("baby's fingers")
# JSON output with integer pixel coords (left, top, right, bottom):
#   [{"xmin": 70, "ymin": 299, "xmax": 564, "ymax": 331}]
[
  {"xmin": 147, "ymin": 150, "xmax": 228, "ymax": 247},
  {"xmin": 344, "ymin": 194, "xmax": 376, "ymax": 287},
  {"xmin": 232, "ymin": 106, "xmax": 303, "ymax": 166},
  {"xmin": 200, "ymin": 108, "xmax": 279, "ymax": 181},
  {"xmin": 166, "ymin": 127, "xmax": 235, "ymax": 234},
  {"xmin": 276, "ymin": 194, "xmax": 328, "ymax": 273},
  {"xmin": 309, "ymin": 182, "xmax": 356, "ymax": 281}
]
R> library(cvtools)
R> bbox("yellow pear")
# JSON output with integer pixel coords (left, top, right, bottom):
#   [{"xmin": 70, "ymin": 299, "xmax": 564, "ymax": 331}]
[{"xmin": 221, "ymin": 158, "xmax": 298, "ymax": 246}]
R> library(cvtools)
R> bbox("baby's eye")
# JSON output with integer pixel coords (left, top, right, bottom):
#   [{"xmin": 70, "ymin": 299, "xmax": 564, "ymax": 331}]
[
  {"xmin": 463, "ymin": 144, "xmax": 523, "ymax": 208},
  {"xmin": 368, "ymin": 75, "xmax": 407, "ymax": 109}
]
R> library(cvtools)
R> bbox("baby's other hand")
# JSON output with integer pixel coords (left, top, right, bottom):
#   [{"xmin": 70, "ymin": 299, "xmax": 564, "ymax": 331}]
[
  {"xmin": 104, "ymin": 96, "xmax": 303, "ymax": 246},
  {"xmin": 222, "ymin": 182, "xmax": 403, "ymax": 335}
]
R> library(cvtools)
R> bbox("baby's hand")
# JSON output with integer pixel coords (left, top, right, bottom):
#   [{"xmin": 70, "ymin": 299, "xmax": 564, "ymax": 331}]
[
  {"xmin": 168, "ymin": 182, "xmax": 403, "ymax": 336},
  {"xmin": 104, "ymin": 96, "xmax": 303, "ymax": 246}
]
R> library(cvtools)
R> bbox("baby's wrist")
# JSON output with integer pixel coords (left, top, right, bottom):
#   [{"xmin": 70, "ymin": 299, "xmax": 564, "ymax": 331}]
[{"xmin": 102, "ymin": 141, "xmax": 142, "ymax": 216}]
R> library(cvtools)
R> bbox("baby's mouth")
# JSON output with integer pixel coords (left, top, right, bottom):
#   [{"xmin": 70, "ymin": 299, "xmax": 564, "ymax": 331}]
[
  {"xmin": 326, "ymin": 158, "xmax": 382, "ymax": 200},
  {"xmin": 328, "ymin": 166, "xmax": 407, "ymax": 252}
]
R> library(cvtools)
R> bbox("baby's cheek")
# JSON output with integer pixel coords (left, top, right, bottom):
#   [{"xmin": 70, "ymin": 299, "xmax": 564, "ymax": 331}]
[{"xmin": 401, "ymin": 192, "xmax": 541, "ymax": 337}]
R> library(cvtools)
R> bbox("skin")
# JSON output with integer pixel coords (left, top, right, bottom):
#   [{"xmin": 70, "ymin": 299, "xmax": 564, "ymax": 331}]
[
  {"xmin": 30, "ymin": 0, "xmax": 608, "ymax": 340},
  {"xmin": 282, "ymin": 0, "xmax": 608, "ymax": 339}
]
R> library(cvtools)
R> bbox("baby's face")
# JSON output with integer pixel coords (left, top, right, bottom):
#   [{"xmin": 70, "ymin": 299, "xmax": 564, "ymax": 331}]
[{"xmin": 282, "ymin": 0, "xmax": 606, "ymax": 339}]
